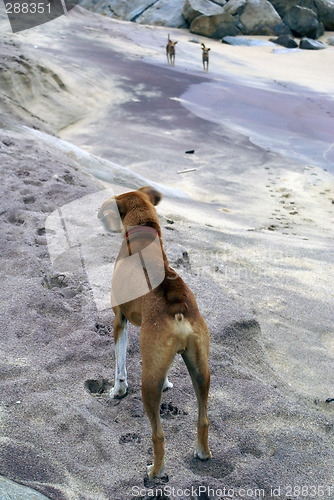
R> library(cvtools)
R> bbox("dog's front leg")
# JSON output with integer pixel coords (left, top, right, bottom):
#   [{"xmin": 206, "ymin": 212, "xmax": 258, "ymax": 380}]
[{"xmin": 110, "ymin": 310, "xmax": 128, "ymax": 399}]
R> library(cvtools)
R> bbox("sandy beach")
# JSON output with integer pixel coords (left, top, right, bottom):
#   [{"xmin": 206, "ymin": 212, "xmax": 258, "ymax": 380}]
[{"xmin": 0, "ymin": 6, "xmax": 333, "ymax": 499}]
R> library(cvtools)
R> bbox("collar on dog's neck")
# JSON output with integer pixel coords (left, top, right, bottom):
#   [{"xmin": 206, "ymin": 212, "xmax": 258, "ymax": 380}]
[{"xmin": 125, "ymin": 226, "xmax": 159, "ymax": 240}]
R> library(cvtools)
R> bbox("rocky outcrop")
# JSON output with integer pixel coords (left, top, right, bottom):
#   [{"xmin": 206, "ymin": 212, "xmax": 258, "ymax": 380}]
[
  {"xmin": 283, "ymin": 6, "xmax": 324, "ymax": 39},
  {"xmin": 79, "ymin": 0, "xmax": 334, "ymax": 38},
  {"xmin": 190, "ymin": 0, "xmax": 290, "ymax": 38}
]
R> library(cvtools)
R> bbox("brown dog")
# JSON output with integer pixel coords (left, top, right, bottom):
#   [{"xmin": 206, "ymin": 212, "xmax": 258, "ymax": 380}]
[
  {"xmin": 98, "ymin": 187, "xmax": 211, "ymax": 479},
  {"xmin": 166, "ymin": 34, "xmax": 177, "ymax": 66}
]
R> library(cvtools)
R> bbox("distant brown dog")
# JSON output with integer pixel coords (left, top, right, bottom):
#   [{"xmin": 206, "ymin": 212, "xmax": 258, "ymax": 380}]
[
  {"xmin": 166, "ymin": 34, "xmax": 178, "ymax": 66},
  {"xmin": 98, "ymin": 187, "xmax": 211, "ymax": 479},
  {"xmin": 201, "ymin": 43, "xmax": 210, "ymax": 71}
]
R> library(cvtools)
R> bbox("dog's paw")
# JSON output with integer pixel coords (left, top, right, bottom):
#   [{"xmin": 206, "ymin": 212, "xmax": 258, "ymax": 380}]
[
  {"xmin": 194, "ymin": 449, "xmax": 212, "ymax": 461},
  {"xmin": 162, "ymin": 377, "xmax": 173, "ymax": 391},
  {"xmin": 147, "ymin": 464, "xmax": 167, "ymax": 480},
  {"xmin": 109, "ymin": 380, "xmax": 128, "ymax": 399}
]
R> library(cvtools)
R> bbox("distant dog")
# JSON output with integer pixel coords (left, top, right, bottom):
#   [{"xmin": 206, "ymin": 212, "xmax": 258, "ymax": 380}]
[
  {"xmin": 166, "ymin": 34, "xmax": 177, "ymax": 66},
  {"xmin": 98, "ymin": 187, "xmax": 211, "ymax": 479},
  {"xmin": 201, "ymin": 43, "xmax": 210, "ymax": 71}
]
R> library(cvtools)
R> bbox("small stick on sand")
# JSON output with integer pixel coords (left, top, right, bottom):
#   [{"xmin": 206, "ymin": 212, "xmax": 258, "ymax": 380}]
[{"xmin": 177, "ymin": 168, "xmax": 197, "ymax": 174}]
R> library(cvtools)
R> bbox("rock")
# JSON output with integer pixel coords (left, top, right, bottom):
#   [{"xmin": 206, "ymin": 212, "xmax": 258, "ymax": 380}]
[
  {"xmin": 299, "ymin": 37, "xmax": 327, "ymax": 50},
  {"xmin": 269, "ymin": 34, "xmax": 299, "ymax": 48},
  {"xmin": 191, "ymin": 11, "xmax": 239, "ymax": 38},
  {"xmin": 79, "ymin": 0, "xmax": 187, "ymax": 27},
  {"xmin": 135, "ymin": 0, "xmax": 188, "ymax": 27},
  {"xmin": 183, "ymin": 0, "xmax": 224, "ymax": 25},
  {"xmin": 222, "ymin": 36, "xmax": 275, "ymax": 46},
  {"xmin": 313, "ymin": 0, "xmax": 334, "ymax": 30},
  {"xmin": 327, "ymin": 37, "xmax": 334, "ymax": 46},
  {"xmin": 236, "ymin": 0, "xmax": 289, "ymax": 36},
  {"xmin": 190, "ymin": 0, "xmax": 290, "ymax": 38},
  {"xmin": 269, "ymin": 0, "xmax": 334, "ymax": 31},
  {"xmin": 79, "ymin": 0, "xmax": 150, "ymax": 21},
  {"xmin": 283, "ymin": 6, "xmax": 324, "ymax": 39},
  {"xmin": 0, "ymin": 476, "xmax": 50, "ymax": 499},
  {"xmin": 268, "ymin": 0, "xmax": 316, "ymax": 18}
]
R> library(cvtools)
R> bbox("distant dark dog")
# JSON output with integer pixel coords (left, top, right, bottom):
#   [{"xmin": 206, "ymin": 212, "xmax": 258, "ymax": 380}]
[
  {"xmin": 98, "ymin": 187, "xmax": 211, "ymax": 479},
  {"xmin": 201, "ymin": 43, "xmax": 210, "ymax": 71},
  {"xmin": 166, "ymin": 34, "xmax": 178, "ymax": 66}
]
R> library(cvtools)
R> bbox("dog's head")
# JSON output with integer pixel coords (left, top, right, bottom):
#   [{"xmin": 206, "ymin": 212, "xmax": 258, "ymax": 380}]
[
  {"xmin": 201, "ymin": 43, "xmax": 210, "ymax": 56},
  {"xmin": 98, "ymin": 186, "xmax": 162, "ymax": 234}
]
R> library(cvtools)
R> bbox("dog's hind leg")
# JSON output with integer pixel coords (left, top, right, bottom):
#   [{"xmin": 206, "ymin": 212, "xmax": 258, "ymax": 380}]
[
  {"xmin": 182, "ymin": 333, "xmax": 211, "ymax": 460},
  {"xmin": 110, "ymin": 308, "xmax": 128, "ymax": 399},
  {"xmin": 141, "ymin": 334, "xmax": 176, "ymax": 478}
]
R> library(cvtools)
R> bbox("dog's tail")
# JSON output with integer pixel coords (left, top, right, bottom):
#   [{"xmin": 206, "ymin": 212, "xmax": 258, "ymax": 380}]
[
  {"xmin": 175, "ymin": 313, "xmax": 184, "ymax": 322},
  {"xmin": 167, "ymin": 297, "xmax": 188, "ymax": 317}
]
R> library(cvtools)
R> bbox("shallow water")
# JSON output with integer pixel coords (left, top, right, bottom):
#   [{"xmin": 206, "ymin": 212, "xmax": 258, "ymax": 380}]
[{"xmin": 180, "ymin": 78, "xmax": 334, "ymax": 173}]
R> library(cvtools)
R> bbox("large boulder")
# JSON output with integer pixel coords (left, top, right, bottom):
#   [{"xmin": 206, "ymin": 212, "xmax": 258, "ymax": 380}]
[
  {"xmin": 190, "ymin": 11, "xmax": 239, "ymax": 38},
  {"xmin": 283, "ymin": 6, "xmax": 324, "ymax": 39},
  {"xmin": 268, "ymin": 0, "xmax": 315, "ymax": 18},
  {"xmin": 238, "ymin": 0, "xmax": 290, "ymax": 35},
  {"xmin": 79, "ymin": 0, "xmax": 187, "ymax": 27},
  {"xmin": 79, "ymin": 0, "xmax": 153, "ymax": 20},
  {"xmin": 313, "ymin": 0, "xmax": 334, "ymax": 30},
  {"xmin": 269, "ymin": 0, "xmax": 334, "ymax": 31},
  {"xmin": 183, "ymin": 0, "xmax": 225, "ymax": 25},
  {"xmin": 190, "ymin": 0, "xmax": 290, "ymax": 38},
  {"xmin": 135, "ymin": 0, "xmax": 188, "ymax": 27}
]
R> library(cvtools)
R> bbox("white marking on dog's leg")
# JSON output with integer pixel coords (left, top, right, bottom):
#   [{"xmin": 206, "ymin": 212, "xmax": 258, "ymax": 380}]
[
  {"xmin": 162, "ymin": 376, "xmax": 173, "ymax": 391},
  {"xmin": 147, "ymin": 463, "xmax": 166, "ymax": 479},
  {"xmin": 110, "ymin": 323, "xmax": 128, "ymax": 398},
  {"xmin": 194, "ymin": 448, "xmax": 212, "ymax": 460}
]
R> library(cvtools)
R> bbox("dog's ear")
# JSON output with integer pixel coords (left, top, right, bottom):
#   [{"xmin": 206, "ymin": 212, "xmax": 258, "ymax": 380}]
[
  {"xmin": 138, "ymin": 186, "xmax": 162, "ymax": 206},
  {"xmin": 115, "ymin": 197, "xmax": 129, "ymax": 218}
]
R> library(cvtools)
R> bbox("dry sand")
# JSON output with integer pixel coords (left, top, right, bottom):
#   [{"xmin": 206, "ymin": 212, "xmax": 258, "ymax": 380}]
[{"xmin": 0, "ymin": 6, "xmax": 334, "ymax": 500}]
